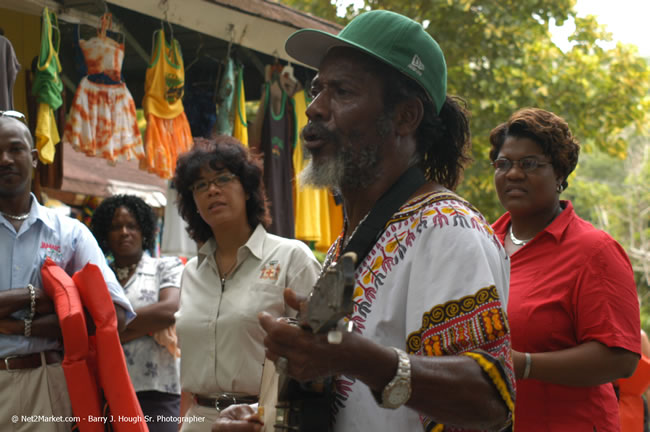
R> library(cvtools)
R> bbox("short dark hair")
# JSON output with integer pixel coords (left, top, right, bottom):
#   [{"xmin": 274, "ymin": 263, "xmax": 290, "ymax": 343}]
[
  {"xmin": 488, "ymin": 108, "xmax": 580, "ymax": 189},
  {"xmin": 366, "ymin": 56, "xmax": 472, "ymax": 190},
  {"xmin": 90, "ymin": 194, "xmax": 157, "ymax": 254},
  {"xmin": 173, "ymin": 135, "xmax": 271, "ymax": 243}
]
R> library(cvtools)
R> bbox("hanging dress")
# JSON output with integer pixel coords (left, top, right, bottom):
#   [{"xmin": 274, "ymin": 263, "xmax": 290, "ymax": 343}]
[
  {"xmin": 0, "ymin": 35, "xmax": 20, "ymax": 110},
  {"xmin": 62, "ymin": 13, "xmax": 143, "ymax": 163},
  {"xmin": 141, "ymin": 29, "xmax": 193, "ymax": 179},
  {"xmin": 32, "ymin": 7, "xmax": 63, "ymax": 165},
  {"xmin": 215, "ymin": 57, "xmax": 235, "ymax": 136},
  {"xmin": 232, "ymin": 64, "xmax": 248, "ymax": 146},
  {"xmin": 260, "ymin": 81, "xmax": 295, "ymax": 238}
]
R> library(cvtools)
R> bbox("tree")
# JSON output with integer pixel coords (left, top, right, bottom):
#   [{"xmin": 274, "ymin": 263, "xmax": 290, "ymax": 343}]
[
  {"xmin": 565, "ymin": 134, "xmax": 650, "ymax": 327},
  {"xmin": 278, "ymin": 0, "xmax": 650, "ymax": 222}
]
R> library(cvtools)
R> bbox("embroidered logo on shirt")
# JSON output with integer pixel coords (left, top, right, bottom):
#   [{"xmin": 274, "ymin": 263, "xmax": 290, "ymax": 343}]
[
  {"xmin": 41, "ymin": 242, "xmax": 60, "ymax": 252},
  {"xmin": 260, "ymin": 261, "xmax": 281, "ymax": 280},
  {"xmin": 41, "ymin": 242, "xmax": 63, "ymax": 262}
]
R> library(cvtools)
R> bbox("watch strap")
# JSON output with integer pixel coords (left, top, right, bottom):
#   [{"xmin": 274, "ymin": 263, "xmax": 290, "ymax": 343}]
[{"xmin": 374, "ymin": 347, "xmax": 412, "ymax": 409}]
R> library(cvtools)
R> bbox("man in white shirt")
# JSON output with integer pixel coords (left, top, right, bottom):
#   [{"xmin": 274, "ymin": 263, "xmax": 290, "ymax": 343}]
[
  {"xmin": 0, "ymin": 110, "xmax": 135, "ymax": 431},
  {"xmin": 214, "ymin": 10, "xmax": 514, "ymax": 432}
]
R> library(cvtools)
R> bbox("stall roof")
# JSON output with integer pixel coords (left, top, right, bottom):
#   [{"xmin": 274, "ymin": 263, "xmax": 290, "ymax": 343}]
[
  {"xmin": 206, "ymin": 0, "xmax": 340, "ymax": 33},
  {"xmin": 2, "ymin": 0, "xmax": 341, "ymax": 65},
  {"xmin": 59, "ymin": 142, "xmax": 168, "ymax": 208},
  {"xmin": 2, "ymin": 0, "xmax": 341, "ymax": 205},
  {"xmin": 105, "ymin": 0, "xmax": 341, "ymax": 66}
]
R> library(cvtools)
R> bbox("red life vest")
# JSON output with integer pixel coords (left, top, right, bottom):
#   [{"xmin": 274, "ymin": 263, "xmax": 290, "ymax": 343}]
[
  {"xmin": 73, "ymin": 263, "xmax": 148, "ymax": 432},
  {"xmin": 41, "ymin": 258, "xmax": 104, "ymax": 432},
  {"xmin": 42, "ymin": 259, "xmax": 148, "ymax": 432}
]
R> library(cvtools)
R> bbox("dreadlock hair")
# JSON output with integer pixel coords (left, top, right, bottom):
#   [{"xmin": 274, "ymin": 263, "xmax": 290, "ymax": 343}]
[
  {"xmin": 90, "ymin": 194, "xmax": 157, "ymax": 254},
  {"xmin": 376, "ymin": 61, "xmax": 472, "ymax": 190},
  {"xmin": 173, "ymin": 135, "xmax": 271, "ymax": 243}
]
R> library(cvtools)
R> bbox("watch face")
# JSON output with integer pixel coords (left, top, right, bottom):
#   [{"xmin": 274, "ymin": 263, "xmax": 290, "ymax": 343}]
[{"xmin": 387, "ymin": 381, "xmax": 410, "ymax": 405}]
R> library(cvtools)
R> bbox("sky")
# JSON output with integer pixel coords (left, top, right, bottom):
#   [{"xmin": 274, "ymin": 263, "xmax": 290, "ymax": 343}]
[
  {"xmin": 552, "ymin": 0, "xmax": 650, "ymax": 57},
  {"xmin": 338, "ymin": 0, "xmax": 650, "ymax": 57}
]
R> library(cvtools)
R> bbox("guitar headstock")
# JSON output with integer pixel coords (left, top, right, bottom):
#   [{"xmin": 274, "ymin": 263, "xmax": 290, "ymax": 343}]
[{"xmin": 300, "ymin": 252, "xmax": 357, "ymax": 334}]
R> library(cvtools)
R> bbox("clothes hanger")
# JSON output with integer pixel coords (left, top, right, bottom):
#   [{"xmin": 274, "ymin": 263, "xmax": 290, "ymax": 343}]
[
  {"xmin": 281, "ymin": 62, "xmax": 297, "ymax": 85},
  {"xmin": 159, "ymin": 0, "xmax": 174, "ymax": 43},
  {"xmin": 185, "ymin": 41, "xmax": 204, "ymax": 72},
  {"xmin": 96, "ymin": 0, "xmax": 124, "ymax": 43}
]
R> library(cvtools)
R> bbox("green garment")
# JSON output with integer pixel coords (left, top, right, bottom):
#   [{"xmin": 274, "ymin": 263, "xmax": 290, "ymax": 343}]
[{"xmin": 32, "ymin": 7, "xmax": 63, "ymax": 110}]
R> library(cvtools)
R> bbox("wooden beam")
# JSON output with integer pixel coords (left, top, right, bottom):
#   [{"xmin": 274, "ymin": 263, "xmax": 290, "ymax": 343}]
[
  {"xmin": 92, "ymin": 0, "xmax": 149, "ymax": 65},
  {"xmin": 2, "ymin": 0, "xmax": 150, "ymax": 65},
  {"xmin": 106, "ymin": 0, "xmax": 313, "ymax": 68}
]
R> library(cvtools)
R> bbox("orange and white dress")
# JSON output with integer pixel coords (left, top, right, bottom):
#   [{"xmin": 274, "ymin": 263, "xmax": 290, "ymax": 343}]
[
  {"xmin": 62, "ymin": 14, "xmax": 143, "ymax": 163},
  {"xmin": 141, "ymin": 29, "xmax": 193, "ymax": 179}
]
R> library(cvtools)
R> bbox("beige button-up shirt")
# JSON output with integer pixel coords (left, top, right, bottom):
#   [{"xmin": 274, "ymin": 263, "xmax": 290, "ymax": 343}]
[{"xmin": 176, "ymin": 224, "xmax": 321, "ymax": 396}]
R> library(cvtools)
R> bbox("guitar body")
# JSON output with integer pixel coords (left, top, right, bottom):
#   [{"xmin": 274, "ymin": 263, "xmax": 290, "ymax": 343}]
[{"xmin": 258, "ymin": 252, "xmax": 356, "ymax": 432}]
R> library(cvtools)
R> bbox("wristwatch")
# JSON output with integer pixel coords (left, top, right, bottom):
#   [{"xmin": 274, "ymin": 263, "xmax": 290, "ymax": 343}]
[{"xmin": 375, "ymin": 347, "xmax": 412, "ymax": 409}]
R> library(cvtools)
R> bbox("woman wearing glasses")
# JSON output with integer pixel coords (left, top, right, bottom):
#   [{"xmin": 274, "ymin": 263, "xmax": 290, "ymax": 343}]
[
  {"xmin": 490, "ymin": 108, "xmax": 640, "ymax": 431},
  {"xmin": 172, "ymin": 136, "xmax": 320, "ymax": 431}
]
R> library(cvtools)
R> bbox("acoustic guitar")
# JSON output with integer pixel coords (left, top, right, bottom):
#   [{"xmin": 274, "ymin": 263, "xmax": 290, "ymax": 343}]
[{"xmin": 258, "ymin": 252, "xmax": 357, "ymax": 431}]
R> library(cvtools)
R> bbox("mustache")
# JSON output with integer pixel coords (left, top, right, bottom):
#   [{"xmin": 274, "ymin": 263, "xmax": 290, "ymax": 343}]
[{"xmin": 301, "ymin": 122, "xmax": 340, "ymax": 144}]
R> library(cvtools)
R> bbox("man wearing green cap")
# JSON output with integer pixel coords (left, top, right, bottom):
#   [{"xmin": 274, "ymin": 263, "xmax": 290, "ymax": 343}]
[{"xmin": 214, "ymin": 10, "xmax": 514, "ymax": 432}]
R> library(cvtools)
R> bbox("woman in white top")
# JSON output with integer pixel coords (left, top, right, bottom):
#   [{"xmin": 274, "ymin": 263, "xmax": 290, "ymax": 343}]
[
  {"xmin": 173, "ymin": 136, "xmax": 321, "ymax": 431},
  {"xmin": 91, "ymin": 194, "xmax": 183, "ymax": 432}
]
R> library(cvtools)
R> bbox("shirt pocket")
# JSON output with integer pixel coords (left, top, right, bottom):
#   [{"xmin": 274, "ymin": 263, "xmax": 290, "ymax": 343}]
[{"xmin": 238, "ymin": 282, "xmax": 285, "ymax": 320}]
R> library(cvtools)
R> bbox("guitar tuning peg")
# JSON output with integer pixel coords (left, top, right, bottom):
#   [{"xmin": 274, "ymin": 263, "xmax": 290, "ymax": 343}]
[
  {"xmin": 342, "ymin": 251, "xmax": 358, "ymax": 264},
  {"xmin": 327, "ymin": 329, "xmax": 343, "ymax": 344},
  {"xmin": 327, "ymin": 320, "xmax": 355, "ymax": 344}
]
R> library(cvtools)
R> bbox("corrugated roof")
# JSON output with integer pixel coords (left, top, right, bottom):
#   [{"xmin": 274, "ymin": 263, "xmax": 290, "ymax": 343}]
[
  {"xmin": 60, "ymin": 142, "xmax": 167, "ymax": 206},
  {"xmin": 209, "ymin": 0, "xmax": 341, "ymax": 33}
]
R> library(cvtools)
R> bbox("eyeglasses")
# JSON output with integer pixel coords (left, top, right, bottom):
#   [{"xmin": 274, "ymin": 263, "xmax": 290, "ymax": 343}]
[
  {"xmin": 492, "ymin": 156, "xmax": 551, "ymax": 173},
  {"xmin": 191, "ymin": 173, "xmax": 237, "ymax": 194},
  {"xmin": 0, "ymin": 110, "xmax": 27, "ymax": 124}
]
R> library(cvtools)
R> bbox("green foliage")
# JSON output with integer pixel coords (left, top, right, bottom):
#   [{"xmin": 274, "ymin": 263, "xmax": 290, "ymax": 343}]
[
  {"xmin": 278, "ymin": 0, "xmax": 650, "ymax": 222},
  {"xmin": 276, "ymin": 0, "xmax": 348, "ymax": 25},
  {"xmin": 565, "ymin": 135, "xmax": 650, "ymax": 329},
  {"xmin": 279, "ymin": 0, "xmax": 650, "ymax": 321}
]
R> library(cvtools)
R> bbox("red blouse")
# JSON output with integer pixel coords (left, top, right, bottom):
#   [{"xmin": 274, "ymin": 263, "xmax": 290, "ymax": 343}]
[{"xmin": 493, "ymin": 200, "xmax": 640, "ymax": 432}]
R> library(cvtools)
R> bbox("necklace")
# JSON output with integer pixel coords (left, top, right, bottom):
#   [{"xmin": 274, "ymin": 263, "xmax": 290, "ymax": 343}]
[
  {"xmin": 342, "ymin": 211, "xmax": 371, "ymax": 250},
  {"xmin": 1, "ymin": 211, "xmax": 29, "ymax": 221},
  {"xmin": 509, "ymin": 225, "xmax": 533, "ymax": 246},
  {"xmin": 112, "ymin": 262, "xmax": 138, "ymax": 281},
  {"xmin": 322, "ymin": 211, "xmax": 371, "ymax": 274},
  {"xmin": 216, "ymin": 254, "xmax": 237, "ymax": 280}
]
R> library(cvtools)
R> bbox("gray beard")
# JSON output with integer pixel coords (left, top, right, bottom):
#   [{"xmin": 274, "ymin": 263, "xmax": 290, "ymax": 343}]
[
  {"xmin": 298, "ymin": 112, "xmax": 392, "ymax": 191},
  {"xmin": 298, "ymin": 141, "xmax": 382, "ymax": 191}
]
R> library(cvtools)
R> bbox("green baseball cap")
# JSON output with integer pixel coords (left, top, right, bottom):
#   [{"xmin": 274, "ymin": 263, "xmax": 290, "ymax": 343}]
[{"xmin": 285, "ymin": 10, "xmax": 447, "ymax": 114}]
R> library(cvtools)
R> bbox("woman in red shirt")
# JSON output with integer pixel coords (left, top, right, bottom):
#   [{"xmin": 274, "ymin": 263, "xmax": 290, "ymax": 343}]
[{"xmin": 490, "ymin": 108, "xmax": 640, "ymax": 431}]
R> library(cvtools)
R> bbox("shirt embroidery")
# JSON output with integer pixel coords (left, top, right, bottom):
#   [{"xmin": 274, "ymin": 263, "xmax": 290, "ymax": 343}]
[
  {"xmin": 329, "ymin": 192, "xmax": 513, "ymax": 429},
  {"xmin": 260, "ymin": 261, "xmax": 281, "ymax": 280}
]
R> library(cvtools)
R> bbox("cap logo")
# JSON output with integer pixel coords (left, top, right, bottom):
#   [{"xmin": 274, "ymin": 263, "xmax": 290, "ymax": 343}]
[{"xmin": 407, "ymin": 54, "xmax": 425, "ymax": 76}]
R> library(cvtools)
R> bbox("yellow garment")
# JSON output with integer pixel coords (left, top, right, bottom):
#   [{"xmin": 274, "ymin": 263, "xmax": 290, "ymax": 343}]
[
  {"xmin": 142, "ymin": 29, "xmax": 185, "ymax": 119},
  {"xmin": 35, "ymin": 103, "xmax": 59, "ymax": 164},
  {"xmin": 317, "ymin": 192, "xmax": 344, "ymax": 253},
  {"xmin": 232, "ymin": 65, "xmax": 248, "ymax": 147},
  {"xmin": 292, "ymin": 89, "xmax": 344, "ymax": 250}
]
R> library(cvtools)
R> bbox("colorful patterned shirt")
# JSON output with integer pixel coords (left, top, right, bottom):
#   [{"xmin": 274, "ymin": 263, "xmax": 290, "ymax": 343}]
[{"xmin": 331, "ymin": 191, "xmax": 514, "ymax": 431}]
